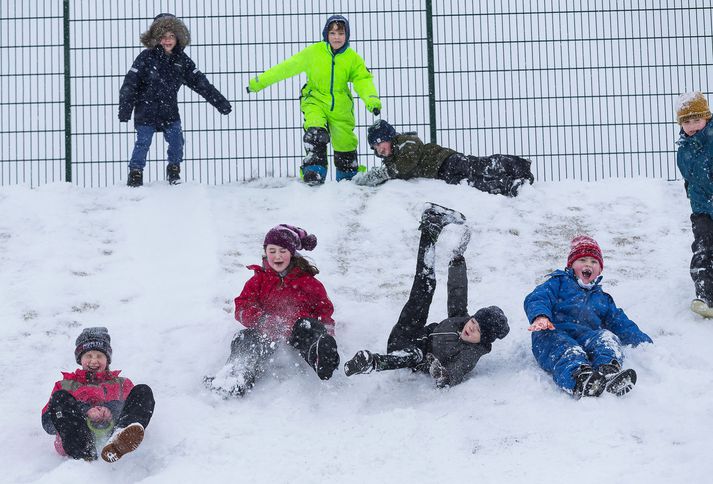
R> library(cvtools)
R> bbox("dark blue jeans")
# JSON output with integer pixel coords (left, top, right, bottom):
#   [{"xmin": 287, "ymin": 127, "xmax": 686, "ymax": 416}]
[{"xmin": 129, "ymin": 121, "xmax": 184, "ymax": 170}]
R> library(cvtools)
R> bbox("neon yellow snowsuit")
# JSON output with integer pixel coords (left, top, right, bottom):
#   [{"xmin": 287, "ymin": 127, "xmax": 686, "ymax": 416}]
[{"xmin": 249, "ymin": 41, "xmax": 380, "ymax": 152}]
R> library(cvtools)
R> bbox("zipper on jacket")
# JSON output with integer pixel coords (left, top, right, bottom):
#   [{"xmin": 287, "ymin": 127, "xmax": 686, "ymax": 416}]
[{"xmin": 330, "ymin": 51, "xmax": 336, "ymax": 111}]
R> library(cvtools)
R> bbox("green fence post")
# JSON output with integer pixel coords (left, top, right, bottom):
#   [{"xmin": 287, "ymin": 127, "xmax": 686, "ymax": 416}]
[
  {"xmin": 425, "ymin": 0, "xmax": 437, "ymax": 144},
  {"xmin": 63, "ymin": 0, "xmax": 72, "ymax": 182}
]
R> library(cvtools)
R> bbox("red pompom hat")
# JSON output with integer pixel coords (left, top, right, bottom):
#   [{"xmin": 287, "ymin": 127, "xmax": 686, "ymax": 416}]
[{"xmin": 567, "ymin": 235, "xmax": 603, "ymax": 269}]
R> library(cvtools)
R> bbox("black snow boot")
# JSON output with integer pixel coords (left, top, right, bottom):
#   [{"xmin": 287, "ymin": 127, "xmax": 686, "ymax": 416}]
[
  {"xmin": 344, "ymin": 350, "xmax": 376, "ymax": 376},
  {"xmin": 573, "ymin": 364, "xmax": 606, "ymax": 398},
  {"xmin": 302, "ymin": 127, "xmax": 329, "ymax": 185},
  {"xmin": 307, "ymin": 334, "xmax": 340, "ymax": 380},
  {"xmin": 166, "ymin": 164, "xmax": 181, "ymax": 184},
  {"xmin": 127, "ymin": 168, "xmax": 143, "ymax": 187},
  {"xmin": 419, "ymin": 202, "xmax": 466, "ymax": 240},
  {"xmin": 597, "ymin": 361, "xmax": 637, "ymax": 396}
]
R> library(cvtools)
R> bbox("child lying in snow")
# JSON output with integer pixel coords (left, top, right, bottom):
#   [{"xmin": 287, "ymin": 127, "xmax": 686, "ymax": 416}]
[{"xmin": 344, "ymin": 203, "xmax": 509, "ymax": 387}]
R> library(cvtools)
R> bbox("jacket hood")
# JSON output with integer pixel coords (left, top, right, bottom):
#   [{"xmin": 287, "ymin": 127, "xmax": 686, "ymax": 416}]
[
  {"xmin": 140, "ymin": 14, "xmax": 191, "ymax": 49},
  {"xmin": 322, "ymin": 15, "xmax": 350, "ymax": 53}
]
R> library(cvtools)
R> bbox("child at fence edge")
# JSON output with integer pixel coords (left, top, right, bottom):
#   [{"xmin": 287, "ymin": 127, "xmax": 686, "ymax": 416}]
[
  {"xmin": 205, "ymin": 225, "xmax": 340, "ymax": 397},
  {"xmin": 246, "ymin": 15, "xmax": 381, "ymax": 185},
  {"xmin": 353, "ymin": 119, "xmax": 535, "ymax": 197},
  {"xmin": 674, "ymin": 91, "xmax": 713, "ymax": 318},
  {"xmin": 118, "ymin": 13, "xmax": 232, "ymax": 187},
  {"xmin": 344, "ymin": 203, "xmax": 510, "ymax": 387},
  {"xmin": 41, "ymin": 327, "xmax": 155, "ymax": 462},
  {"xmin": 524, "ymin": 236, "xmax": 653, "ymax": 398}
]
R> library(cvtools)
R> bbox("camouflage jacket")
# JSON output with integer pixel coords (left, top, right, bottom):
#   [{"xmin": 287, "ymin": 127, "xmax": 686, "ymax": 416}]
[{"xmin": 382, "ymin": 133, "xmax": 457, "ymax": 179}]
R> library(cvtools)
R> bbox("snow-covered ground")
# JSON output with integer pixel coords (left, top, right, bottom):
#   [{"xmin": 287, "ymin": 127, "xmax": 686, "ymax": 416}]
[{"xmin": 1, "ymin": 177, "xmax": 711, "ymax": 483}]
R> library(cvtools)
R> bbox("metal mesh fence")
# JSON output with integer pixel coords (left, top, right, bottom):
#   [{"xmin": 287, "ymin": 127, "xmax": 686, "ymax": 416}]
[{"xmin": 0, "ymin": 0, "xmax": 711, "ymax": 187}]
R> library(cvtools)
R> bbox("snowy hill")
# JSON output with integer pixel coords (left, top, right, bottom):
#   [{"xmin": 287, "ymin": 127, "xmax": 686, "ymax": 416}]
[{"xmin": 1, "ymin": 178, "xmax": 711, "ymax": 483}]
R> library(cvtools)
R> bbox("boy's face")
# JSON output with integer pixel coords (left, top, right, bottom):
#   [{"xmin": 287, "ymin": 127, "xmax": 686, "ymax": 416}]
[
  {"xmin": 80, "ymin": 350, "xmax": 108, "ymax": 372},
  {"xmin": 265, "ymin": 244, "xmax": 292, "ymax": 272},
  {"xmin": 571, "ymin": 256, "xmax": 602, "ymax": 284},
  {"xmin": 681, "ymin": 117, "xmax": 707, "ymax": 136},
  {"xmin": 460, "ymin": 318, "xmax": 481, "ymax": 344},
  {"xmin": 373, "ymin": 140, "xmax": 393, "ymax": 158},
  {"xmin": 328, "ymin": 25, "xmax": 346, "ymax": 51},
  {"xmin": 160, "ymin": 32, "xmax": 177, "ymax": 54}
]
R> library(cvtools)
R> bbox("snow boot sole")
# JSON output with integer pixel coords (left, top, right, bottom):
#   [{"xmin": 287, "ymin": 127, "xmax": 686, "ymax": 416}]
[
  {"xmin": 604, "ymin": 368, "xmax": 637, "ymax": 396},
  {"xmin": 101, "ymin": 423, "xmax": 144, "ymax": 463}
]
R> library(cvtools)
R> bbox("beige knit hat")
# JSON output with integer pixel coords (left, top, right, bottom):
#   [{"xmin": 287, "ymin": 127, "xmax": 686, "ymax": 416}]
[{"xmin": 677, "ymin": 91, "xmax": 712, "ymax": 124}]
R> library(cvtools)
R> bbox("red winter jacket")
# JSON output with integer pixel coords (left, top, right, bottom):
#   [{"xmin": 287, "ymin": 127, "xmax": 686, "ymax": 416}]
[
  {"xmin": 234, "ymin": 262, "xmax": 335, "ymax": 339},
  {"xmin": 41, "ymin": 369, "xmax": 134, "ymax": 437}
]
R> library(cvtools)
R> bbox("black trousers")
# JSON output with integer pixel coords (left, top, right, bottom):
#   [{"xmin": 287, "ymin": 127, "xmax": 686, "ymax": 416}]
[
  {"xmin": 289, "ymin": 318, "xmax": 340, "ymax": 380},
  {"xmin": 231, "ymin": 322, "xmax": 339, "ymax": 381},
  {"xmin": 438, "ymin": 153, "xmax": 534, "ymax": 197},
  {"xmin": 690, "ymin": 212, "xmax": 713, "ymax": 304},
  {"xmin": 48, "ymin": 384, "xmax": 155, "ymax": 460},
  {"xmin": 383, "ymin": 229, "xmax": 469, "ymax": 370}
]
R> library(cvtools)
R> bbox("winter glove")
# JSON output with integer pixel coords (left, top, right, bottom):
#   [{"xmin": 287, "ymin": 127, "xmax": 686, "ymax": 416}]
[
  {"xmin": 528, "ymin": 316, "xmax": 555, "ymax": 332},
  {"xmin": 118, "ymin": 114, "xmax": 130, "ymax": 123},
  {"xmin": 245, "ymin": 86, "xmax": 251, "ymax": 94},
  {"xmin": 365, "ymin": 97, "xmax": 382, "ymax": 115},
  {"xmin": 353, "ymin": 165, "xmax": 391, "ymax": 187},
  {"xmin": 248, "ymin": 77, "xmax": 260, "ymax": 93},
  {"xmin": 86, "ymin": 406, "xmax": 112, "ymax": 423},
  {"xmin": 217, "ymin": 101, "xmax": 232, "ymax": 115},
  {"xmin": 429, "ymin": 357, "xmax": 450, "ymax": 388}
]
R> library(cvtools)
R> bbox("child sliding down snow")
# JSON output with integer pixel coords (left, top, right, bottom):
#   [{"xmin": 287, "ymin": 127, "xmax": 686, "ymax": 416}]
[
  {"xmin": 524, "ymin": 236, "xmax": 653, "ymax": 398},
  {"xmin": 41, "ymin": 327, "xmax": 155, "ymax": 462},
  {"xmin": 206, "ymin": 225, "xmax": 339, "ymax": 397},
  {"xmin": 344, "ymin": 203, "xmax": 509, "ymax": 387}
]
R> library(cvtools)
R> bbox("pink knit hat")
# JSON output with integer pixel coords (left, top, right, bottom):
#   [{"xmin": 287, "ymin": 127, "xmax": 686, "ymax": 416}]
[
  {"xmin": 263, "ymin": 224, "xmax": 317, "ymax": 255},
  {"xmin": 567, "ymin": 235, "xmax": 603, "ymax": 269}
]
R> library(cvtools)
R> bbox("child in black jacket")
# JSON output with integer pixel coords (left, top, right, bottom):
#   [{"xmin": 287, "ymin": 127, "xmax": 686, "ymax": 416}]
[
  {"xmin": 119, "ymin": 13, "xmax": 231, "ymax": 186},
  {"xmin": 344, "ymin": 203, "xmax": 509, "ymax": 387}
]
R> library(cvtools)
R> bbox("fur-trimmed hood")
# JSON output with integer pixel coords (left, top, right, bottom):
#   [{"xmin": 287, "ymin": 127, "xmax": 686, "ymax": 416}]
[{"xmin": 140, "ymin": 14, "xmax": 191, "ymax": 49}]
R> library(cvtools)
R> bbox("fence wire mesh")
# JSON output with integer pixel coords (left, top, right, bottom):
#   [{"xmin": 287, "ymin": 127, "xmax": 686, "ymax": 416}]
[{"xmin": 0, "ymin": 0, "xmax": 711, "ymax": 187}]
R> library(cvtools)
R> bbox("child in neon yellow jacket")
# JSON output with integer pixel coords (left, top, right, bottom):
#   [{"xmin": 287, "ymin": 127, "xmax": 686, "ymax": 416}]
[{"xmin": 247, "ymin": 15, "xmax": 381, "ymax": 184}]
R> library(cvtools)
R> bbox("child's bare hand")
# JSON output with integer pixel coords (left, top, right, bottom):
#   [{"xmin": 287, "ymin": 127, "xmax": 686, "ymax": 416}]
[
  {"xmin": 528, "ymin": 316, "xmax": 555, "ymax": 332},
  {"xmin": 86, "ymin": 406, "xmax": 112, "ymax": 423}
]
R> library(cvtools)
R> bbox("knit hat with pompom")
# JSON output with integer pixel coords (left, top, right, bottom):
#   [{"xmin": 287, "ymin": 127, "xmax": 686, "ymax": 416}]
[
  {"xmin": 567, "ymin": 235, "xmax": 604, "ymax": 269},
  {"xmin": 263, "ymin": 224, "xmax": 317, "ymax": 255}
]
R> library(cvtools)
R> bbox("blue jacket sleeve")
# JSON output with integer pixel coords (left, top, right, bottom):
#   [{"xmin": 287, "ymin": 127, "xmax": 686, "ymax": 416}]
[
  {"xmin": 524, "ymin": 277, "xmax": 558, "ymax": 323},
  {"xmin": 603, "ymin": 295, "xmax": 653, "ymax": 346}
]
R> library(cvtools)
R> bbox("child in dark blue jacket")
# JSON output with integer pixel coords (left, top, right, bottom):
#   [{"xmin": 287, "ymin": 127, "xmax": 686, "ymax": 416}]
[
  {"xmin": 119, "ymin": 13, "xmax": 231, "ymax": 187},
  {"xmin": 524, "ymin": 236, "xmax": 652, "ymax": 398},
  {"xmin": 675, "ymin": 91, "xmax": 713, "ymax": 318}
]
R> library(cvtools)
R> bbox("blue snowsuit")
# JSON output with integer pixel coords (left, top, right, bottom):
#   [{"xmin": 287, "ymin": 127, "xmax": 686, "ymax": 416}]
[{"xmin": 523, "ymin": 269, "xmax": 652, "ymax": 391}]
